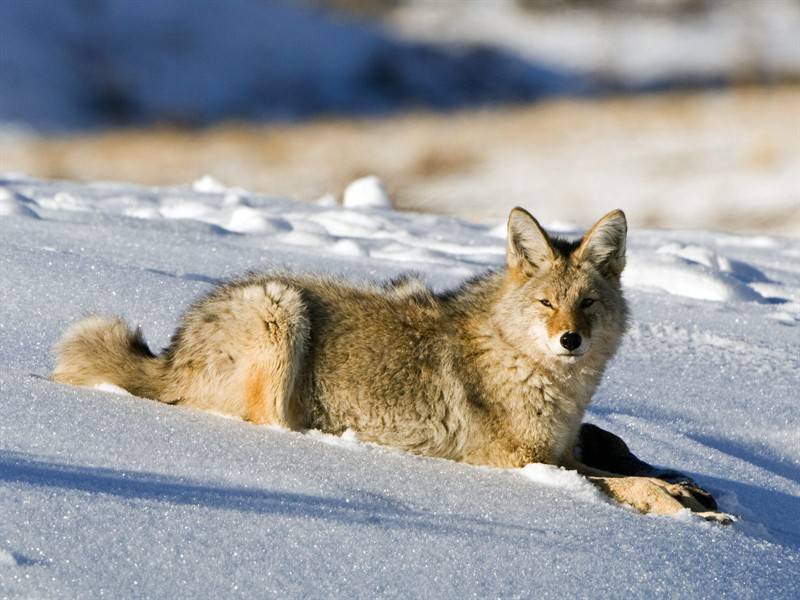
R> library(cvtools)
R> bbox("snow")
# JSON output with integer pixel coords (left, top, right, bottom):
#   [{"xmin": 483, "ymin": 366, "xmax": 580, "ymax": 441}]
[
  {"xmin": 0, "ymin": 0, "xmax": 582, "ymax": 131},
  {"xmin": 0, "ymin": 174, "xmax": 798, "ymax": 597},
  {"xmin": 92, "ymin": 382, "xmax": 132, "ymax": 396},
  {"xmin": 4, "ymin": 1, "xmax": 799, "ymax": 133},
  {"xmin": 519, "ymin": 464, "xmax": 605, "ymax": 506},
  {"xmin": 390, "ymin": 0, "xmax": 800, "ymax": 86},
  {"xmin": 342, "ymin": 175, "xmax": 393, "ymax": 210},
  {"xmin": 0, "ymin": 188, "xmax": 39, "ymax": 219},
  {"xmin": 191, "ymin": 175, "xmax": 230, "ymax": 195},
  {"xmin": 0, "ymin": 549, "xmax": 18, "ymax": 568}
]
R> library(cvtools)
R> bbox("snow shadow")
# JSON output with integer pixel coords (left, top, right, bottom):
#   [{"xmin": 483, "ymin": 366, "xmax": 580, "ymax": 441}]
[
  {"xmin": 144, "ymin": 268, "xmax": 220, "ymax": 285},
  {"xmin": 687, "ymin": 432, "xmax": 800, "ymax": 488},
  {"xmin": 0, "ymin": 450, "xmax": 542, "ymax": 540},
  {"xmin": 5, "ymin": 552, "xmax": 39, "ymax": 567},
  {"xmin": 676, "ymin": 432, "xmax": 800, "ymax": 548},
  {"xmin": 689, "ymin": 470, "xmax": 800, "ymax": 550}
]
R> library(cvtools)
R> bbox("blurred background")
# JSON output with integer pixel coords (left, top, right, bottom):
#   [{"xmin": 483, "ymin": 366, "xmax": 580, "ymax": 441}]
[{"xmin": 1, "ymin": 0, "xmax": 799, "ymax": 233}]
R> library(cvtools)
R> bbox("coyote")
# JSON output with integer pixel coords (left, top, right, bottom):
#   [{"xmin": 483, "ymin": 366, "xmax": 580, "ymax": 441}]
[{"xmin": 54, "ymin": 208, "xmax": 729, "ymax": 522}]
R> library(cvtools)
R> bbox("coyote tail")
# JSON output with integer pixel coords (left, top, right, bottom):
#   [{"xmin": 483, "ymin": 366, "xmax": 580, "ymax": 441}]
[{"xmin": 52, "ymin": 316, "xmax": 167, "ymax": 400}]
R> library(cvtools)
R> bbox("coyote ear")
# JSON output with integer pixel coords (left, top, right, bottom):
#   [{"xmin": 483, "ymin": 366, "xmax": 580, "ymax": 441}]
[
  {"xmin": 577, "ymin": 209, "xmax": 627, "ymax": 279},
  {"xmin": 506, "ymin": 207, "xmax": 554, "ymax": 276}
]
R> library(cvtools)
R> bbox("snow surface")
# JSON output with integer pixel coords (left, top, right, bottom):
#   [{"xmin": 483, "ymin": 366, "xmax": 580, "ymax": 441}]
[
  {"xmin": 0, "ymin": 174, "xmax": 798, "ymax": 597},
  {"xmin": 343, "ymin": 176, "xmax": 393, "ymax": 210}
]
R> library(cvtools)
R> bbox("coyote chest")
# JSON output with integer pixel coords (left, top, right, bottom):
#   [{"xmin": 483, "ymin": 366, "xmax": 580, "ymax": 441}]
[{"xmin": 466, "ymin": 340, "xmax": 599, "ymax": 467}]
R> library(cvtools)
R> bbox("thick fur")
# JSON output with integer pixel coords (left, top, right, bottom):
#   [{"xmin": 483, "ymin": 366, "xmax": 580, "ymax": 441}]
[
  {"xmin": 54, "ymin": 316, "xmax": 165, "ymax": 399},
  {"xmin": 53, "ymin": 208, "xmax": 731, "ymax": 521}
]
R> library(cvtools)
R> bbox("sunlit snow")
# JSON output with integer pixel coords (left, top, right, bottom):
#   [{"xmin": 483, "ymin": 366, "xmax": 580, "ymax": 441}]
[{"xmin": 0, "ymin": 175, "xmax": 797, "ymax": 597}]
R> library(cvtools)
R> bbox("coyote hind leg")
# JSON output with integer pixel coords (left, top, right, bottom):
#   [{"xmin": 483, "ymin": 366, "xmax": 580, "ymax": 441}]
[
  {"xmin": 237, "ymin": 281, "xmax": 310, "ymax": 428},
  {"xmin": 169, "ymin": 278, "xmax": 310, "ymax": 427}
]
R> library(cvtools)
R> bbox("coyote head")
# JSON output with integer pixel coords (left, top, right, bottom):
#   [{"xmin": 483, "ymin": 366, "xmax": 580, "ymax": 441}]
[{"xmin": 496, "ymin": 207, "xmax": 629, "ymax": 366}]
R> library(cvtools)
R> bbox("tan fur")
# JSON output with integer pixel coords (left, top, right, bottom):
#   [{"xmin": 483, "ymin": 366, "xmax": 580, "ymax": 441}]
[
  {"xmin": 53, "ymin": 316, "xmax": 166, "ymax": 399},
  {"xmin": 52, "ymin": 208, "xmax": 730, "ymax": 522}
]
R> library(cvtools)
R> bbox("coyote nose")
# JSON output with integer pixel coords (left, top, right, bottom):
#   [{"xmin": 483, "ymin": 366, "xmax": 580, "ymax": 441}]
[{"xmin": 560, "ymin": 332, "xmax": 582, "ymax": 351}]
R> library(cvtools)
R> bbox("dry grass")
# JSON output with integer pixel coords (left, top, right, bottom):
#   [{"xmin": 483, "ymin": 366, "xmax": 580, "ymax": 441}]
[{"xmin": 3, "ymin": 85, "xmax": 800, "ymax": 232}]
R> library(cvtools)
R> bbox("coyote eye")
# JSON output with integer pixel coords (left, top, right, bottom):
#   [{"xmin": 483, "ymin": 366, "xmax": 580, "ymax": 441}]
[
  {"xmin": 580, "ymin": 298, "xmax": 595, "ymax": 308},
  {"xmin": 539, "ymin": 299, "xmax": 553, "ymax": 308}
]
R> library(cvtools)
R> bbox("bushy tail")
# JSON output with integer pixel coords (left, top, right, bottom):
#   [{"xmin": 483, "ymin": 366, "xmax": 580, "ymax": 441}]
[{"xmin": 52, "ymin": 316, "xmax": 167, "ymax": 400}]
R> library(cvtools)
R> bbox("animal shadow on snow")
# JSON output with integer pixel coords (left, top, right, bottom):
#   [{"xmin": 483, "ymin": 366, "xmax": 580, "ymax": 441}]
[
  {"xmin": 682, "ymin": 433, "xmax": 800, "ymax": 549},
  {"xmin": 691, "ymin": 470, "xmax": 800, "ymax": 549},
  {"xmin": 0, "ymin": 450, "xmax": 543, "ymax": 541}
]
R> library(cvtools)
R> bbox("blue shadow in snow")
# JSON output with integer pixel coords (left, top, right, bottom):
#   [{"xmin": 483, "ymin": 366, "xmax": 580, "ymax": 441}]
[
  {"xmin": 687, "ymin": 470, "xmax": 800, "ymax": 550},
  {"xmin": 686, "ymin": 432, "xmax": 800, "ymax": 489},
  {"xmin": 0, "ymin": 450, "xmax": 543, "ymax": 541}
]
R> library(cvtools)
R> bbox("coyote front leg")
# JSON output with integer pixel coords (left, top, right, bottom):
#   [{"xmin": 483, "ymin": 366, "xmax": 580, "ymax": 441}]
[{"xmin": 565, "ymin": 424, "xmax": 734, "ymax": 524}]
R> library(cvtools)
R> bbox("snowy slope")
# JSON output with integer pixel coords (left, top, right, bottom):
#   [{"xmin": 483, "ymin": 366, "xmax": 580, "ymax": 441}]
[
  {"xmin": 0, "ymin": 0, "xmax": 581, "ymax": 131},
  {"xmin": 0, "ymin": 175, "xmax": 798, "ymax": 597},
  {"xmin": 5, "ymin": 0, "xmax": 800, "ymax": 132}
]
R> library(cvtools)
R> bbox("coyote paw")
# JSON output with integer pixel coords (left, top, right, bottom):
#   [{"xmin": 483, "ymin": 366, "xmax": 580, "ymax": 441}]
[
  {"xmin": 590, "ymin": 476, "xmax": 735, "ymax": 524},
  {"xmin": 695, "ymin": 510, "xmax": 737, "ymax": 525}
]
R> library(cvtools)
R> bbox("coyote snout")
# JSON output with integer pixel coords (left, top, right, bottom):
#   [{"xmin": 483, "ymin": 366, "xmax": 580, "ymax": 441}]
[
  {"xmin": 544, "ymin": 304, "xmax": 594, "ymax": 358},
  {"xmin": 559, "ymin": 331, "xmax": 583, "ymax": 352}
]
